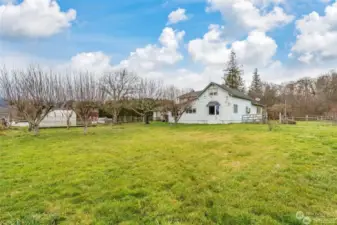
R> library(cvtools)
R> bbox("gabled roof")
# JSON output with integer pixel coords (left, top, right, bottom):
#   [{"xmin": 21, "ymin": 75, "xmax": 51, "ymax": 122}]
[
  {"xmin": 197, "ymin": 82, "xmax": 264, "ymax": 107},
  {"xmin": 179, "ymin": 90, "xmax": 202, "ymax": 99}
]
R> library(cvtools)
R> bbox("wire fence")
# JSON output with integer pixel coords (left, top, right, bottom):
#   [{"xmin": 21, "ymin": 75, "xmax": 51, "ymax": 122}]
[{"xmin": 276, "ymin": 115, "xmax": 337, "ymax": 128}]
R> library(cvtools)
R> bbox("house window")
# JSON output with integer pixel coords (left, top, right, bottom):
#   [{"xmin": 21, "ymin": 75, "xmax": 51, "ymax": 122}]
[
  {"xmin": 233, "ymin": 104, "xmax": 238, "ymax": 114},
  {"xmin": 246, "ymin": 107, "xmax": 251, "ymax": 114},
  {"xmin": 186, "ymin": 108, "xmax": 196, "ymax": 114},
  {"xmin": 209, "ymin": 105, "xmax": 219, "ymax": 115},
  {"xmin": 209, "ymin": 86, "xmax": 218, "ymax": 96},
  {"xmin": 209, "ymin": 106, "xmax": 215, "ymax": 115}
]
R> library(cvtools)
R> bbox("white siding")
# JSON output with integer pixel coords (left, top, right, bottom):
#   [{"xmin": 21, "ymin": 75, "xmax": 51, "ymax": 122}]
[
  {"xmin": 39, "ymin": 110, "xmax": 77, "ymax": 128},
  {"xmin": 230, "ymin": 97, "xmax": 256, "ymax": 123},
  {"xmin": 169, "ymin": 84, "xmax": 262, "ymax": 124}
]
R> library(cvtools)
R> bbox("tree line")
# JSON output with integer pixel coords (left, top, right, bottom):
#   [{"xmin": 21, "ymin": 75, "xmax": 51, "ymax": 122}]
[
  {"xmin": 1, "ymin": 51, "xmax": 337, "ymax": 134},
  {"xmin": 0, "ymin": 66, "xmax": 192, "ymax": 135},
  {"xmin": 223, "ymin": 50, "xmax": 337, "ymax": 118}
]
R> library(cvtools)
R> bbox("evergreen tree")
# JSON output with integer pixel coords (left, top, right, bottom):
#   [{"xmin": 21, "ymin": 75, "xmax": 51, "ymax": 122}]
[
  {"xmin": 223, "ymin": 50, "xmax": 245, "ymax": 91},
  {"xmin": 248, "ymin": 68, "xmax": 263, "ymax": 99}
]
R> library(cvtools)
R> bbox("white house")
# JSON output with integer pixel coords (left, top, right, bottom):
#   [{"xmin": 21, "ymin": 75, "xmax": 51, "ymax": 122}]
[{"xmin": 169, "ymin": 82, "xmax": 264, "ymax": 124}]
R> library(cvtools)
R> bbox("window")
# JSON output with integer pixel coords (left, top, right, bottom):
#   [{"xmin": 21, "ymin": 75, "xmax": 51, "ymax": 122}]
[
  {"xmin": 209, "ymin": 86, "xmax": 218, "ymax": 96},
  {"xmin": 233, "ymin": 104, "xmax": 238, "ymax": 113},
  {"xmin": 186, "ymin": 108, "xmax": 196, "ymax": 114},
  {"xmin": 246, "ymin": 107, "xmax": 251, "ymax": 114},
  {"xmin": 209, "ymin": 105, "xmax": 219, "ymax": 115},
  {"xmin": 257, "ymin": 107, "xmax": 261, "ymax": 114},
  {"xmin": 209, "ymin": 106, "xmax": 215, "ymax": 115}
]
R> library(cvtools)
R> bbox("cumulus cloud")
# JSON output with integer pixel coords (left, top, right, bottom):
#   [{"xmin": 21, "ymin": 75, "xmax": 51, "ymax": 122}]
[
  {"xmin": 291, "ymin": 1, "xmax": 337, "ymax": 64},
  {"xmin": 188, "ymin": 24, "xmax": 278, "ymax": 68},
  {"xmin": 232, "ymin": 30, "xmax": 277, "ymax": 66},
  {"xmin": 167, "ymin": 8, "xmax": 189, "ymax": 25},
  {"xmin": 63, "ymin": 27, "xmax": 186, "ymax": 85},
  {"xmin": 0, "ymin": 0, "xmax": 76, "ymax": 38},
  {"xmin": 118, "ymin": 27, "xmax": 185, "ymax": 72},
  {"xmin": 206, "ymin": 0, "xmax": 294, "ymax": 32},
  {"xmin": 69, "ymin": 52, "xmax": 112, "ymax": 72},
  {"xmin": 188, "ymin": 24, "xmax": 230, "ymax": 66}
]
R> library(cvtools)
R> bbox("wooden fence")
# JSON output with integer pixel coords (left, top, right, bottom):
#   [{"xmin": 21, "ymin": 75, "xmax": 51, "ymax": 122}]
[{"xmin": 242, "ymin": 114, "xmax": 265, "ymax": 123}]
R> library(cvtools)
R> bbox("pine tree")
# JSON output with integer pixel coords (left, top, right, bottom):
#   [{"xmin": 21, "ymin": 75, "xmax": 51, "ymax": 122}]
[
  {"xmin": 248, "ymin": 68, "xmax": 263, "ymax": 99},
  {"xmin": 223, "ymin": 50, "xmax": 245, "ymax": 91}
]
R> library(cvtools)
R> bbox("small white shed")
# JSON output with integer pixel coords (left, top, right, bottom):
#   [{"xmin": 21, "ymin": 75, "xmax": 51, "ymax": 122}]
[{"xmin": 39, "ymin": 110, "xmax": 77, "ymax": 128}]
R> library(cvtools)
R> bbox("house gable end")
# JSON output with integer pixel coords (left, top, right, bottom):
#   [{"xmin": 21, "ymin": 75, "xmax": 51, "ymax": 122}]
[{"xmin": 196, "ymin": 82, "xmax": 264, "ymax": 107}]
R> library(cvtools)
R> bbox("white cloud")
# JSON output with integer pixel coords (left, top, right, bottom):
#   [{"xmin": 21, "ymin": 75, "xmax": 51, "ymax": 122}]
[
  {"xmin": 63, "ymin": 27, "xmax": 186, "ymax": 86},
  {"xmin": 188, "ymin": 25, "xmax": 230, "ymax": 66},
  {"xmin": 118, "ymin": 27, "xmax": 185, "ymax": 72},
  {"xmin": 206, "ymin": 0, "xmax": 294, "ymax": 32},
  {"xmin": 232, "ymin": 30, "xmax": 277, "ymax": 67},
  {"xmin": 167, "ymin": 8, "xmax": 189, "ymax": 24},
  {"xmin": 69, "ymin": 52, "xmax": 112, "ymax": 72},
  {"xmin": 188, "ymin": 24, "xmax": 277, "ymax": 68},
  {"xmin": 291, "ymin": 1, "xmax": 337, "ymax": 64},
  {"xmin": 0, "ymin": 0, "xmax": 76, "ymax": 38}
]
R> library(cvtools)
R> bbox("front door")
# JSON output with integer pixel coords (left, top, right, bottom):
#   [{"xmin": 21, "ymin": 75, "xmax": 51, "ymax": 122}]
[{"xmin": 208, "ymin": 105, "xmax": 220, "ymax": 124}]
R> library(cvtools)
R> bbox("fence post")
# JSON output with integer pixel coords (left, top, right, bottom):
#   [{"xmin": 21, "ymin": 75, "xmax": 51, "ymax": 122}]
[
  {"xmin": 306, "ymin": 115, "xmax": 308, "ymax": 121},
  {"xmin": 279, "ymin": 112, "xmax": 282, "ymax": 123}
]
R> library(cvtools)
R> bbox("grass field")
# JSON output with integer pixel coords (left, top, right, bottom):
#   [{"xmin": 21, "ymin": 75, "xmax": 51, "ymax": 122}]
[{"xmin": 1, "ymin": 123, "xmax": 337, "ymax": 225}]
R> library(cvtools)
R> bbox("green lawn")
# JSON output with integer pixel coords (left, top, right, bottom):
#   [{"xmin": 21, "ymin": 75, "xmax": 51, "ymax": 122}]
[{"xmin": 1, "ymin": 123, "xmax": 337, "ymax": 225}]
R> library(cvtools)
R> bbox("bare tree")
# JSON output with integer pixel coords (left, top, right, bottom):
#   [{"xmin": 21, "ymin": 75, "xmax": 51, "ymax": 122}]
[
  {"xmin": 127, "ymin": 78, "xmax": 163, "ymax": 124},
  {"xmin": 0, "ymin": 66, "xmax": 59, "ymax": 135},
  {"xmin": 73, "ymin": 72, "xmax": 102, "ymax": 134},
  {"xmin": 56, "ymin": 74, "xmax": 75, "ymax": 129},
  {"xmin": 100, "ymin": 69, "xmax": 138, "ymax": 124},
  {"xmin": 163, "ymin": 86, "xmax": 195, "ymax": 124}
]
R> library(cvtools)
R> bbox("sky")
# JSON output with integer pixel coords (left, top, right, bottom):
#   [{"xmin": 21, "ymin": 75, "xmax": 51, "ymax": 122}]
[{"xmin": 0, "ymin": 0, "xmax": 337, "ymax": 90}]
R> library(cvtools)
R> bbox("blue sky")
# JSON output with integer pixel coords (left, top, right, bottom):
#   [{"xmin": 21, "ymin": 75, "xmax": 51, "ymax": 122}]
[{"xmin": 1, "ymin": 0, "xmax": 337, "ymax": 89}]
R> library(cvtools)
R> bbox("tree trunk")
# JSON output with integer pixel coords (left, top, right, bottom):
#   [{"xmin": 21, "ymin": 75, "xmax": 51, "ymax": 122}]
[
  {"xmin": 83, "ymin": 124, "xmax": 88, "ymax": 135},
  {"xmin": 174, "ymin": 117, "xmax": 179, "ymax": 125},
  {"xmin": 33, "ymin": 125, "xmax": 39, "ymax": 136},
  {"xmin": 143, "ymin": 114, "xmax": 150, "ymax": 125},
  {"xmin": 112, "ymin": 114, "xmax": 118, "ymax": 125},
  {"xmin": 28, "ymin": 122, "xmax": 33, "ymax": 132},
  {"xmin": 67, "ymin": 118, "xmax": 71, "ymax": 130}
]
